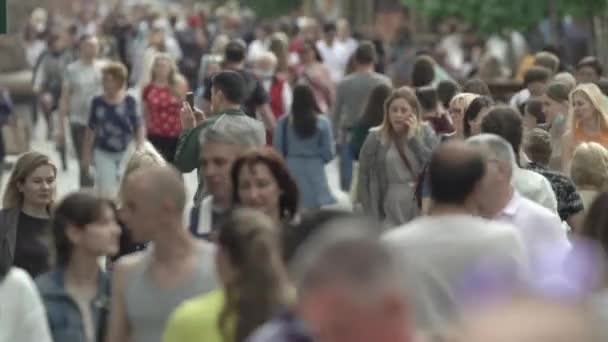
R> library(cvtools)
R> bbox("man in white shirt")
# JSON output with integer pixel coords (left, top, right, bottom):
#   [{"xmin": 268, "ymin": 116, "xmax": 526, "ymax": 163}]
[
  {"xmin": 466, "ymin": 134, "xmax": 570, "ymax": 262},
  {"xmin": 383, "ymin": 141, "xmax": 529, "ymax": 331},
  {"xmin": 316, "ymin": 22, "xmax": 353, "ymax": 83},
  {"xmin": 481, "ymin": 105, "xmax": 558, "ymax": 214}
]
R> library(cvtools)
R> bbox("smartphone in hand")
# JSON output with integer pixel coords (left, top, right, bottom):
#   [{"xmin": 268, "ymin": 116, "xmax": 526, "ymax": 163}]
[{"xmin": 185, "ymin": 92, "xmax": 195, "ymax": 108}]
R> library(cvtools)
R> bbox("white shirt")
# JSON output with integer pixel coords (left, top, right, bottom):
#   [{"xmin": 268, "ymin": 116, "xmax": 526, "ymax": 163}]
[
  {"xmin": 496, "ymin": 191, "xmax": 571, "ymax": 267},
  {"xmin": 383, "ymin": 214, "xmax": 529, "ymax": 329},
  {"xmin": 0, "ymin": 268, "xmax": 53, "ymax": 342},
  {"xmin": 513, "ymin": 167, "xmax": 558, "ymax": 214},
  {"xmin": 316, "ymin": 40, "xmax": 354, "ymax": 83}
]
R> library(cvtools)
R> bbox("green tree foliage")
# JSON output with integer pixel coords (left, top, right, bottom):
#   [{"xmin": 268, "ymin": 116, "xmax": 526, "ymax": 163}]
[
  {"xmin": 402, "ymin": 0, "xmax": 608, "ymax": 35},
  {"xmin": 241, "ymin": 0, "xmax": 303, "ymax": 19}
]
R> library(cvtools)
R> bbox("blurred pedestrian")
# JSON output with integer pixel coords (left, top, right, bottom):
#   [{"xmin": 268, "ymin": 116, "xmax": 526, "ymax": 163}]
[
  {"xmin": 467, "ymin": 134, "xmax": 569, "ymax": 264},
  {"xmin": 295, "ymin": 40, "xmax": 334, "ymax": 114},
  {"xmin": 255, "ymin": 51, "xmax": 292, "ymax": 143},
  {"xmin": 143, "ymin": 53, "xmax": 188, "ymax": 164},
  {"xmin": 1, "ymin": 152, "xmax": 56, "ymax": 278},
  {"xmin": 32, "ymin": 29, "xmax": 74, "ymax": 142},
  {"xmin": 570, "ymin": 142, "xmax": 608, "ymax": 214},
  {"xmin": 112, "ymin": 142, "xmax": 166, "ymax": 261},
  {"xmin": 57, "ymin": 35, "xmax": 104, "ymax": 185},
  {"xmin": 201, "ymin": 40, "xmax": 276, "ymax": 130},
  {"xmin": 481, "ymin": 106, "xmax": 558, "ymax": 213},
  {"xmin": 384, "ymin": 141, "xmax": 528, "ymax": 331},
  {"xmin": 274, "ymin": 84, "xmax": 336, "ymax": 210},
  {"xmin": 191, "ymin": 123, "xmax": 263, "ymax": 238},
  {"xmin": 175, "ymin": 70, "xmax": 265, "ymax": 203},
  {"xmin": 81, "ymin": 62, "xmax": 145, "ymax": 198},
  {"xmin": 37, "ymin": 192, "xmax": 120, "ymax": 342},
  {"xmin": 563, "ymin": 84, "xmax": 608, "ymax": 172},
  {"xmin": 524, "ymin": 129, "xmax": 584, "ymax": 230},
  {"xmin": 0, "ymin": 262, "xmax": 52, "ymax": 342},
  {"xmin": 447, "ymin": 93, "xmax": 479, "ymax": 140},
  {"xmin": 540, "ymin": 81, "xmax": 570, "ymax": 170},
  {"xmin": 231, "ymin": 148, "xmax": 299, "ymax": 225},
  {"xmin": 576, "ymin": 56, "xmax": 603, "ymax": 85},
  {"xmin": 165, "ymin": 209, "xmax": 290, "ymax": 342},
  {"xmin": 106, "ymin": 166, "xmax": 217, "ymax": 342},
  {"xmin": 293, "ymin": 220, "xmax": 413, "ymax": 342},
  {"xmin": 333, "ymin": 41, "xmax": 391, "ymax": 191},
  {"xmin": 357, "ymin": 87, "xmax": 437, "ymax": 228}
]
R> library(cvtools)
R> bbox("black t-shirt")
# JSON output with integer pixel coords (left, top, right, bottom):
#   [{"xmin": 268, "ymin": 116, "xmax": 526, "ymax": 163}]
[
  {"xmin": 13, "ymin": 212, "xmax": 51, "ymax": 277},
  {"xmin": 203, "ymin": 68, "xmax": 269, "ymax": 118}
]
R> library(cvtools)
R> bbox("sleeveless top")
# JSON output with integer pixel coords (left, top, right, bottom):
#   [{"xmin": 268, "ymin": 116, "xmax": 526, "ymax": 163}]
[
  {"xmin": 573, "ymin": 121, "xmax": 608, "ymax": 147},
  {"xmin": 124, "ymin": 244, "xmax": 217, "ymax": 342}
]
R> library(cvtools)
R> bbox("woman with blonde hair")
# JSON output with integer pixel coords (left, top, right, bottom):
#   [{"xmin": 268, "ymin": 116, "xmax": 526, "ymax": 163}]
[
  {"xmin": 357, "ymin": 87, "xmax": 438, "ymax": 228},
  {"xmin": 563, "ymin": 83, "xmax": 608, "ymax": 172},
  {"xmin": 142, "ymin": 53, "xmax": 188, "ymax": 164},
  {"xmin": 570, "ymin": 142, "xmax": 608, "ymax": 214},
  {"xmin": 1, "ymin": 152, "xmax": 57, "ymax": 277},
  {"xmin": 448, "ymin": 92, "xmax": 479, "ymax": 139}
]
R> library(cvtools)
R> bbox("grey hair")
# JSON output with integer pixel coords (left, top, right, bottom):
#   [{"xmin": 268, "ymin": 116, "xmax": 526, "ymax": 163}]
[
  {"xmin": 291, "ymin": 218, "xmax": 402, "ymax": 303},
  {"xmin": 467, "ymin": 133, "xmax": 517, "ymax": 167}
]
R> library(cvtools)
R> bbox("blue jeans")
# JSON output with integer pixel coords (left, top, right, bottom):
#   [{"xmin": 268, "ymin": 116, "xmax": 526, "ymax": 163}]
[{"xmin": 338, "ymin": 143, "xmax": 353, "ymax": 191}]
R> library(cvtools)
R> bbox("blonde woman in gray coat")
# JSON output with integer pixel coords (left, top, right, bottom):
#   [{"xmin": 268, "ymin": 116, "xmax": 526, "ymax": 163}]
[{"xmin": 357, "ymin": 87, "xmax": 438, "ymax": 228}]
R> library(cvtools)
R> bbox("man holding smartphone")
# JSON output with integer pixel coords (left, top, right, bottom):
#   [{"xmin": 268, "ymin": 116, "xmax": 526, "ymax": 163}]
[{"xmin": 174, "ymin": 70, "xmax": 266, "ymax": 204}]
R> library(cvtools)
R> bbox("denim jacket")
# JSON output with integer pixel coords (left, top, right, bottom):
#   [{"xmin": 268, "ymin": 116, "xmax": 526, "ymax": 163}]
[{"xmin": 35, "ymin": 268, "xmax": 111, "ymax": 342}]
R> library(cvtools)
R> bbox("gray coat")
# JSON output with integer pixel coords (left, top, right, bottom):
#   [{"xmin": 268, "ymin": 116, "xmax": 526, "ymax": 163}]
[{"xmin": 357, "ymin": 124, "xmax": 437, "ymax": 224}]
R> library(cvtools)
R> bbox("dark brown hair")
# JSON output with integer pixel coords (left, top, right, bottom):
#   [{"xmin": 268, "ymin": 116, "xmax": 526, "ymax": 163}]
[{"xmin": 231, "ymin": 148, "xmax": 299, "ymax": 222}]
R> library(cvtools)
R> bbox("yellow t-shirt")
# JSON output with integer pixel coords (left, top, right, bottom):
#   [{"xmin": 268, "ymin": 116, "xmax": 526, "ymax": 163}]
[{"xmin": 164, "ymin": 289, "xmax": 232, "ymax": 342}]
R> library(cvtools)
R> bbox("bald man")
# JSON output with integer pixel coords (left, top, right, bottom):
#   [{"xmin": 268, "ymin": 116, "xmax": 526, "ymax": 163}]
[
  {"xmin": 106, "ymin": 166, "xmax": 217, "ymax": 342},
  {"xmin": 383, "ymin": 141, "xmax": 529, "ymax": 331}
]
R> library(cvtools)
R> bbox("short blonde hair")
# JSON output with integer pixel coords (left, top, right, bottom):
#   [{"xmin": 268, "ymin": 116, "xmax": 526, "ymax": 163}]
[
  {"xmin": 102, "ymin": 61, "xmax": 128, "ymax": 87},
  {"xmin": 117, "ymin": 142, "xmax": 166, "ymax": 204},
  {"xmin": 571, "ymin": 142, "xmax": 608, "ymax": 190}
]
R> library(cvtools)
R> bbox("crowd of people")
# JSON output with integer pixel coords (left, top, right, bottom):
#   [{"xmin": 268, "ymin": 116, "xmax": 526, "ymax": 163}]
[{"xmin": 3, "ymin": 2, "xmax": 608, "ymax": 342}]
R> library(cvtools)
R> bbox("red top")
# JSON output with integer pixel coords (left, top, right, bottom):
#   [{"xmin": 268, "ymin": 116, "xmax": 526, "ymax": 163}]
[{"xmin": 143, "ymin": 84, "xmax": 182, "ymax": 137}]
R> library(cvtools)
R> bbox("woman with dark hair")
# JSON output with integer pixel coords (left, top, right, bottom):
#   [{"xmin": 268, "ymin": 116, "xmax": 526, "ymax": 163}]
[
  {"xmin": 164, "ymin": 209, "xmax": 291, "ymax": 342},
  {"xmin": 295, "ymin": 40, "xmax": 334, "ymax": 113},
  {"xmin": 463, "ymin": 96, "xmax": 494, "ymax": 138},
  {"xmin": 36, "ymin": 191, "xmax": 121, "ymax": 342},
  {"xmin": 350, "ymin": 83, "xmax": 392, "ymax": 161},
  {"xmin": 231, "ymin": 147, "xmax": 300, "ymax": 224},
  {"xmin": 274, "ymin": 84, "xmax": 336, "ymax": 210},
  {"xmin": 357, "ymin": 87, "xmax": 438, "ymax": 227},
  {"xmin": 416, "ymin": 86, "xmax": 454, "ymax": 135},
  {"xmin": 1, "ymin": 152, "xmax": 57, "ymax": 277}
]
